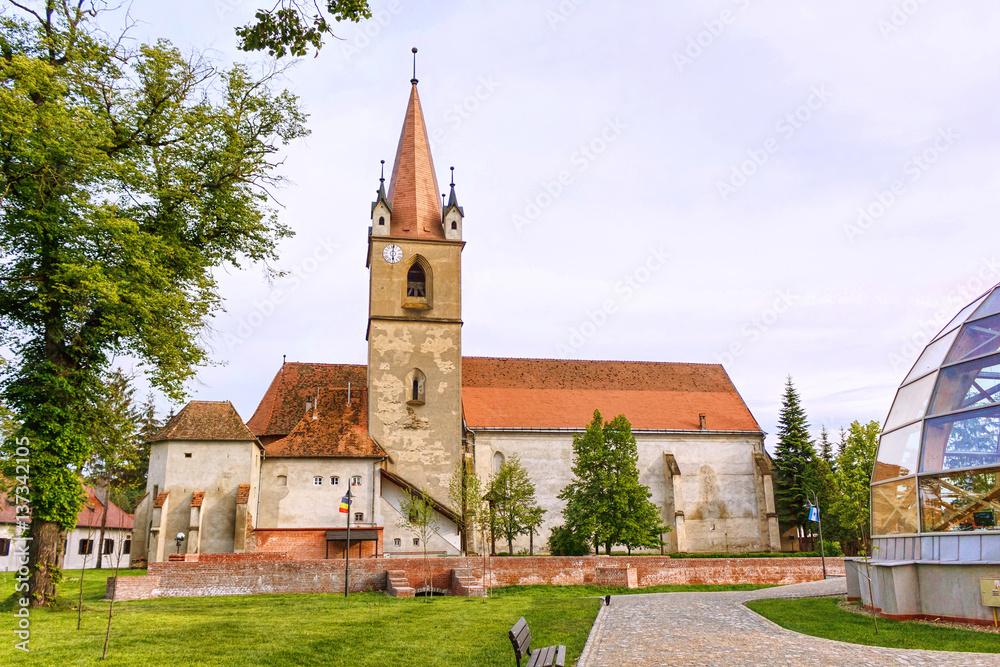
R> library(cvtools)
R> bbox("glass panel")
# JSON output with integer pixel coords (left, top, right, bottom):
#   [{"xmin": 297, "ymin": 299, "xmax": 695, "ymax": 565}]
[
  {"xmin": 919, "ymin": 467, "xmax": 1000, "ymax": 533},
  {"xmin": 873, "ymin": 423, "xmax": 922, "ymax": 482},
  {"xmin": 945, "ymin": 312, "xmax": 1000, "ymax": 363},
  {"xmin": 929, "ymin": 353, "xmax": 1000, "ymax": 416},
  {"xmin": 903, "ymin": 329, "xmax": 958, "ymax": 386},
  {"xmin": 922, "ymin": 404, "xmax": 1000, "ymax": 472},
  {"xmin": 972, "ymin": 287, "xmax": 1000, "ymax": 320},
  {"xmin": 884, "ymin": 372, "xmax": 937, "ymax": 431},
  {"xmin": 931, "ymin": 293, "xmax": 989, "ymax": 343},
  {"xmin": 871, "ymin": 478, "xmax": 919, "ymax": 536}
]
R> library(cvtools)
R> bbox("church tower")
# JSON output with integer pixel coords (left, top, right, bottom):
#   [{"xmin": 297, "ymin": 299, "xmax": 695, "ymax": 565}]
[{"xmin": 367, "ymin": 67, "xmax": 465, "ymax": 509}]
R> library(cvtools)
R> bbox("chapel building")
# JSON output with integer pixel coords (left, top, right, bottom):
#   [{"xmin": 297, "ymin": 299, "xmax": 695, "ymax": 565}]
[{"xmin": 131, "ymin": 74, "xmax": 780, "ymax": 564}]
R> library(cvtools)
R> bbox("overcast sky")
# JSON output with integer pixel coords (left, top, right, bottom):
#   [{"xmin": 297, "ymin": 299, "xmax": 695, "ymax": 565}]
[{"xmin": 95, "ymin": 0, "xmax": 1000, "ymax": 451}]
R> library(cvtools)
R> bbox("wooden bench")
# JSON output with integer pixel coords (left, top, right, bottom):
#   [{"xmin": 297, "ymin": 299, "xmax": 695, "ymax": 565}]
[{"xmin": 508, "ymin": 616, "xmax": 566, "ymax": 667}]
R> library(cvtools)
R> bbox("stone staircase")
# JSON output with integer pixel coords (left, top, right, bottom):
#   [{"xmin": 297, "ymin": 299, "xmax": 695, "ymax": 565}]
[
  {"xmin": 450, "ymin": 568, "xmax": 485, "ymax": 597},
  {"xmin": 385, "ymin": 570, "xmax": 414, "ymax": 597}
]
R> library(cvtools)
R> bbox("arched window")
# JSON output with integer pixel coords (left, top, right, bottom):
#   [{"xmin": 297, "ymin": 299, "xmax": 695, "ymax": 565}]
[
  {"xmin": 402, "ymin": 256, "xmax": 432, "ymax": 309},
  {"xmin": 493, "ymin": 451, "xmax": 505, "ymax": 474},
  {"xmin": 407, "ymin": 263, "xmax": 426, "ymax": 298},
  {"xmin": 406, "ymin": 368, "xmax": 426, "ymax": 405},
  {"xmin": 451, "ymin": 220, "xmax": 457, "ymax": 230},
  {"xmin": 378, "ymin": 216, "xmax": 385, "ymax": 226}
]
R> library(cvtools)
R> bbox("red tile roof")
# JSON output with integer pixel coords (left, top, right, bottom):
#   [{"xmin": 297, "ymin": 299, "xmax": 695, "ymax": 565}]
[
  {"xmin": 150, "ymin": 401, "xmax": 256, "ymax": 442},
  {"xmin": 153, "ymin": 492, "xmax": 169, "ymax": 509},
  {"xmin": 190, "ymin": 492, "xmax": 205, "ymax": 508},
  {"xmin": 385, "ymin": 83, "xmax": 445, "ymax": 240},
  {"xmin": 0, "ymin": 485, "xmax": 133, "ymax": 529},
  {"xmin": 461, "ymin": 357, "xmax": 761, "ymax": 432},
  {"xmin": 247, "ymin": 362, "xmax": 367, "ymax": 440},
  {"xmin": 265, "ymin": 387, "xmax": 386, "ymax": 459}
]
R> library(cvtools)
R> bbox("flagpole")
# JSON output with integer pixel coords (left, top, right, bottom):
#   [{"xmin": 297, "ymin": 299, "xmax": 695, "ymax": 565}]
[{"xmin": 345, "ymin": 487, "xmax": 353, "ymax": 598}]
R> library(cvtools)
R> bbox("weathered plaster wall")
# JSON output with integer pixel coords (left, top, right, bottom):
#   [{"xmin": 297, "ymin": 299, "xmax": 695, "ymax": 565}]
[
  {"xmin": 140, "ymin": 440, "xmax": 260, "ymax": 561},
  {"xmin": 380, "ymin": 479, "xmax": 461, "ymax": 554},
  {"xmin": 258, "ymin": 458, "xmax": 382, "ymax": 528},
  {"xmin": 368, "ymin": 237, "xmax": 464, "ymax": 514},
  {"xmin": 474, "ymin": 431, "xmax": 768, "ymax": 554}
]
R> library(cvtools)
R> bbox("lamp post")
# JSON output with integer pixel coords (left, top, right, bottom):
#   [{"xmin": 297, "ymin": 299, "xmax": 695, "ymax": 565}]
[
  {"xmin": 344, "ymin": 487, "xmax": 353, "ymax": 598},
  {"xmin": 806, "ymin": 489, "xmax": 826, "ymax": 579},
  {"xmin": 175, "ymin": 532, "xmax": 185, "ymax": 555}
]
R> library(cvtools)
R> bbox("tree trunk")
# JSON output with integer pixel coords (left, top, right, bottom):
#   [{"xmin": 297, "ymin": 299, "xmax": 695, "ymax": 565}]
[
  {"xmin": 95, "ymin": 482, "xmax": 110, "ymax": 570},
  {"xmin": 605, "ymin": 540, "xmax": 611, "ymax": 555},
  {"xmin": 507, "ymin": 537, "xmax": 513, "ymax": 555},
  {"xmin": 28, "ymin": 519, "xmax": 63, "ymax": 608},
  {"xmin": 529, "ymin": 531, "xmax": 534, "ymax": 556}
]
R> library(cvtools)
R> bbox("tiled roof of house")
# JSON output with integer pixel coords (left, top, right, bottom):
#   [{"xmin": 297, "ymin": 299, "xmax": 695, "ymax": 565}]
[
  {"xmin": 247, "ymin": 362, "xmax": 367, "ymax": 439},
  {"xmin": 385, "ymin": 82, "xmax": 445, "ymax": 240},
  {"xmin": 149, "ymin": 401, "xmax": 256, "ymax": 442},
  {"xmin": 461, "ymin": 357, "xmax": 761, "ymax": 432},
  {"xmin": 0, "ymin": 485, "xmax": 133, "ymax": 529},
  {"xmin": 265, "ymin": 387, "xmax": 386, "ymax": 459}
]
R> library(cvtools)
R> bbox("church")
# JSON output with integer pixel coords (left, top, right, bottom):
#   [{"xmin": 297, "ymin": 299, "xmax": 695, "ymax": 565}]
[{"xmin": 131, "ymin": 71, "xmax": 780, "ymax": 565}]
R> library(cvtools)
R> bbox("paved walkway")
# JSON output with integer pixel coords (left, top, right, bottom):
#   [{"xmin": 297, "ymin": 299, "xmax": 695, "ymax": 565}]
[{"xmin": 576, "ymin": 578, "xmax": 1000, "ymax": 666}]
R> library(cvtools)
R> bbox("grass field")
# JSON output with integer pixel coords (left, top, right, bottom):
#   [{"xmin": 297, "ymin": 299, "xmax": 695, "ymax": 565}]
[
  {"xmin": 0, "ymin": 569, "xmax": 771, "ymax": 666},
  {"xmin": 747, "ymin": 596, "xmax": 1000, "ymax": 654}
]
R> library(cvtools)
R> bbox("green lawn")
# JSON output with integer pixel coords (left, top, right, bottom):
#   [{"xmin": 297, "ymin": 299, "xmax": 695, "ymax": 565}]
[
  {"xmin": 747, "ymin": 596, "xmax": 1000, "ymax": 654},
  {"xmin": 0, "ymin": 570, "xmax": 772, "ymax": 666}
]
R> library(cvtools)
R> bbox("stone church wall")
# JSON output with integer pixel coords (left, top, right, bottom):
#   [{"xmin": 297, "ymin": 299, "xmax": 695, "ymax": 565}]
[{"xmin": 473, "ymin": 430, "xmax": 768, "ymax": 554}]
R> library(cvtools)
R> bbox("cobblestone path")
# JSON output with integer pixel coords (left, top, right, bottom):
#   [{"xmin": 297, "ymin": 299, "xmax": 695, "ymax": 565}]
[{"xmin": 576, "ymin": 578, "xmax": 1000, "ymax": 666}]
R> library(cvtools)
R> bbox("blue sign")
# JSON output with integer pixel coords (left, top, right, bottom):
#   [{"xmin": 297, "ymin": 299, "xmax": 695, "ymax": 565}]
[{"xmin": 808, "ymin": 504, "xmax": 819, "ymax": 522}]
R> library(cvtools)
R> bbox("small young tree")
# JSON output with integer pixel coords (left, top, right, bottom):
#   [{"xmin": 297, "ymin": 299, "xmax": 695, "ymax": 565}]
[
  {"xmin": 448, "ymin": 459, "xmax": 484, "ymax": 556},
  {"xmin": 397, "ymin": 490, "xmax": 439, "ymax": 601},
  {"xmin": 488, "ymin": 455, "xmax": 543, "ymax": 555},
  {"xmin": 773, "ymin": 377, "xmax": 819, "ymax": 547}
]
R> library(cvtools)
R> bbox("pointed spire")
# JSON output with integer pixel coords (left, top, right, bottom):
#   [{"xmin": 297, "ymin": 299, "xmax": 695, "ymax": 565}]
[
  {"xmin": 386, "ymin": 63, "xmax": 444, "ymax": 239},
  {"xmin": 446, "ymin": 166, "xmax": 461, "ymax": 210},
  {"xmin": 371, "ymin": 159, "xmax": 391, "ymax": 213}
]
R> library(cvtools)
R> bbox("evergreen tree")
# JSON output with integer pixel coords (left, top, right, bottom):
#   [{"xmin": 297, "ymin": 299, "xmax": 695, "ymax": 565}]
[
  {"xmin": 559, "ymin": 411, "xmax": 665, "ymax": 554},
  {"xmin": 819, "ymin": 425, "xmax": 835, "ymax": 468},
  {"xmin": 773, "ymin": 377, "xmax": 819, "ymax": 539},
  {"xmin": 487, "ymin": 455, "xmax": 543, "ymax": 554}
]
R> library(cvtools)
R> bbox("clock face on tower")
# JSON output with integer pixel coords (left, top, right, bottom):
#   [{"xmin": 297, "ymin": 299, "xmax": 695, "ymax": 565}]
[{"xmin": 382, "ymin": 244, "xmax": 403, "ymax": 264}]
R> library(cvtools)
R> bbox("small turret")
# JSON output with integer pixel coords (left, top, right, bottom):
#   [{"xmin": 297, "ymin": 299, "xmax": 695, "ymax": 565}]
[
  {"xmin": 371, "ymin": 159, "xmax": 391, "ymax": 237},
  {"xmin": 443, "ymin": 166, "xmax": 464, "ymax": 241}
]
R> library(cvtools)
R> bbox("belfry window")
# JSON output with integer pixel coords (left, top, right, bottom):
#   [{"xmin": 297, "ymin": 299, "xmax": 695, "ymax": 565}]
[{"xmin": 407, "ymin": 264, "xmax": 426, "ymax": 298}]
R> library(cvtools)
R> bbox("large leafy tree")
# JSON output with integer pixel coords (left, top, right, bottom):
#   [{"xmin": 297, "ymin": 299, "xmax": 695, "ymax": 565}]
[
  {"xmin": 0, "ymin": 2, "xmax": 306, "ymax": 606},
  {"xmin": 487, "ymin": 454, "xmax": 543, "ymax": 555},
  {"xmin": 238, "ymin": 0, "xmax": 373, "ymax": 57},
  {"xmin": 559, "ymin": 411, "xmax": 664, "ymax": 555},
  {"xmin": 773, "ymin": 377, "xmax": 819, "ymax": 539},
  {"xmin": 832, "ymin": 420, "xmax": 880, "ymax": 556}
]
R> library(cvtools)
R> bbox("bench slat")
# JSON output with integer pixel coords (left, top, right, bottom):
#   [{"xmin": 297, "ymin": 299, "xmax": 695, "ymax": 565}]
[{"xmin": 554, "ymin": 644, "xmax": 566, "ymax": 667}]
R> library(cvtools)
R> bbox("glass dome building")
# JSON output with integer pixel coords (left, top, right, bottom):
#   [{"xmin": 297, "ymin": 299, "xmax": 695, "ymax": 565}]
[
  {"xmin": 854, "ymin": 284, "xmax": 1000, "ymax": 624},
  {"xmin": 873, "ymin": 286, "xmax": 1000, "ymax": 538}
]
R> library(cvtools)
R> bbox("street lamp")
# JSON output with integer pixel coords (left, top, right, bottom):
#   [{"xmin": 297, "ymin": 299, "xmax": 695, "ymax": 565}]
[{"xmin": 175, "ymin": 532, "xmax": 185, "ymax": 555}]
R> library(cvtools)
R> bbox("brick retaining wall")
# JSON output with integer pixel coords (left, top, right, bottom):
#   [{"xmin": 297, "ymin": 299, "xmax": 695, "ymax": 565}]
[{"xmin": 109, "ymin": 556, "xmax": 844, "ymax": 601}]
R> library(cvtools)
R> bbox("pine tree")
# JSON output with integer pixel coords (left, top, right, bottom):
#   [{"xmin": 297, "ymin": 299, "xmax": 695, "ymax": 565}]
[
  {"xmin": 819, "ymin": 425, "xmax": 835, "ymax": 468},
  {"xmin": 773, "ymin": 377, "xmax": 819, "ymax": 540}
]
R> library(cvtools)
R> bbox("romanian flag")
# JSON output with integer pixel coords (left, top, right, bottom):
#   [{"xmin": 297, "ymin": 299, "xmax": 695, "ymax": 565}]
[{"xmin": 339, "ymin": 496, "xmax": 350, "ymax": 514}]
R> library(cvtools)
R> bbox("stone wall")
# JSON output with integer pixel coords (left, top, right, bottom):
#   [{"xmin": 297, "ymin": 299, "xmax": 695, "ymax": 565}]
[{"xmin": 108, "ymin": 555, "xmax": 843, "ymax": 601}]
